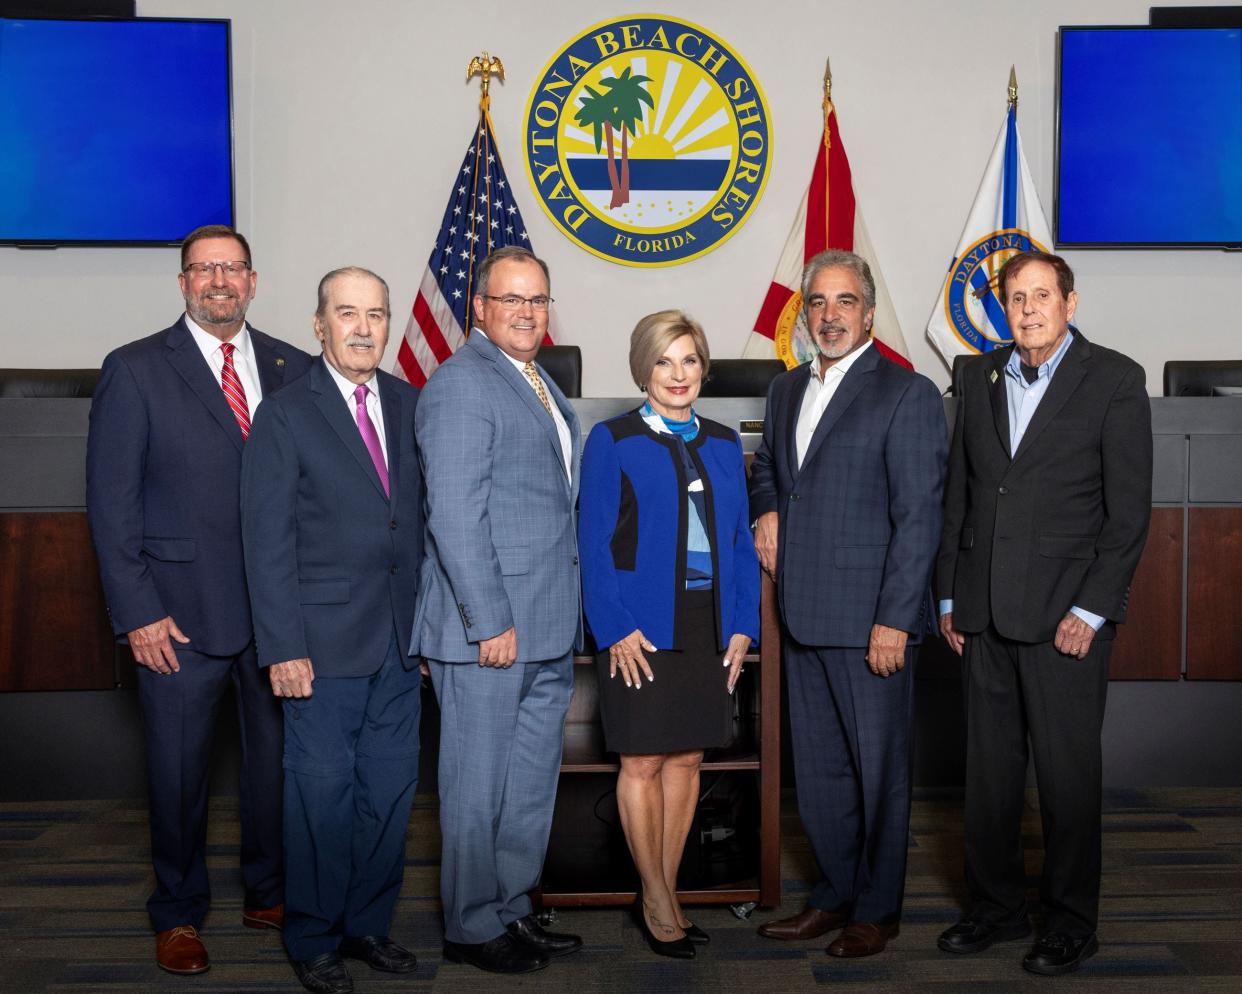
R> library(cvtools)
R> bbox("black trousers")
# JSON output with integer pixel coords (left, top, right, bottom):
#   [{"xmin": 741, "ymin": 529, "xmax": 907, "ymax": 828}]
[{"xmin": 961, "ymin": 625, "xmax": 1110, "ymax": 938}]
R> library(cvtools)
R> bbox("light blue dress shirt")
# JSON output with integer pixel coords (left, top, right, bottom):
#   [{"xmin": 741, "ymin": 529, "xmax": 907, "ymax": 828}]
[{"xmin": 940, "ymin": 333, "xmax": 1105, "ymax": 632}]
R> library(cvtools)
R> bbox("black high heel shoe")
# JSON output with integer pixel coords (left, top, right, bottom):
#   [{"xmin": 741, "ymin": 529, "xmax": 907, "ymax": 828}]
[
  {"xmin": 632, "ymin": 889, "xmax": 695, "ymax": 959},
  {"xmin": 682, "ymin": 922, "xmax": 710, "ymax": 945}
]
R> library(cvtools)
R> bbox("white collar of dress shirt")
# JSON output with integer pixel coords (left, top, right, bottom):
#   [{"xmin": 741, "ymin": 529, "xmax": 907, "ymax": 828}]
[
  {"xmin": 322, "ymin": 357, "xmax": 379, "ymax": 405},
  {"xmin": 809, "ymin": 337, "xmax": 872, "ymax": 384},
  {"xmin": 184, "ymin": 313, "xmax": 254, "ymax": 363}
]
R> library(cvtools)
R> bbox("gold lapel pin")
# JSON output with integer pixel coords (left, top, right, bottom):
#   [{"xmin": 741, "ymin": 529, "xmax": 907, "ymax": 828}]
[
  {"xmin": 989, "ymin": 369, "xmax": 998, "ymax": 384},
  {"xmin": 276, "ymin": 357, "xmax": 286, "ymax": 368}
]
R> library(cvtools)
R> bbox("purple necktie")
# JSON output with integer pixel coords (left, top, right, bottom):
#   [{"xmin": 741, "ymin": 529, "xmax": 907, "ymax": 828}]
[{"xmin": 353, "ymin": 384, "xmax": 389, "ymax": 497}]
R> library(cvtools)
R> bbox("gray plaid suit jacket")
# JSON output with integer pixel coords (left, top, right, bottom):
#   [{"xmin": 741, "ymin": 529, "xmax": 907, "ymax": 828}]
[
  {"xmin": 749, "ymin": 345, "xmax": 948, "ymax": 648},
  {"xmin": 411, "ymin": 330, "xmax": 582, "ymax": 663}
]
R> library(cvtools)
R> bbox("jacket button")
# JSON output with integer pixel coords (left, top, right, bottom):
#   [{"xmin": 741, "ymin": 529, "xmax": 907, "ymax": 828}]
[
  {"xmin": 791, "ymin": 494, "xmax": 800, "ymax": 501},
  {"xmin": 390, "ymin": 565, "xmax": 399, "ymax": 574},
  {"xmin": 572, "ymin": 556, "xmax": 579, "ymax": 565},
  {"xmin": 998, "ymin": 486, "xmax": 1009, "ymax": 495},
  {"xmin": 390, "ymin": 520, "xmax": 398, "ymax": 530}
]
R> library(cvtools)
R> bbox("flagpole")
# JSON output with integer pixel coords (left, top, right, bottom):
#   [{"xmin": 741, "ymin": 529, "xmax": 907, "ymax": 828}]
[{"xmin": 822, "ymin": 57, "xmax": 832, "ymax": 244}]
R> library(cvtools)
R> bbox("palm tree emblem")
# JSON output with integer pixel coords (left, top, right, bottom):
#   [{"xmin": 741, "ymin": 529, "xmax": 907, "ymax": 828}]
[{"xmin": 573, "ymin": 67, "xmax": 655, "ymax": 210}]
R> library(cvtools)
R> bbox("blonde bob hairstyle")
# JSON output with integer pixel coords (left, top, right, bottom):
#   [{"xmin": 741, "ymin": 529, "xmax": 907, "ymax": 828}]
[{"xmin": 628, "ymin": 309, "xmax": 712, "ymax": 390}]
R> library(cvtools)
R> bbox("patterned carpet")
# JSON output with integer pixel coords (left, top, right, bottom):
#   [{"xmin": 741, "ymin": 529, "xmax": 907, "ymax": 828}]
[{"xmin": 2, "ymin": 788, "xmax": 1240, "ymax": 993}]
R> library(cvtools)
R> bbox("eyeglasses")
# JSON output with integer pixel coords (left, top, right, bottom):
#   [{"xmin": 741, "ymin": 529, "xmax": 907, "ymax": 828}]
[
  {"xmin": 480, "ymin": 293, "xmax": 554, "ymax": 310},
  {"xmin": 183, "ymin": 261, "xmax": 252, "ymax": 278}
]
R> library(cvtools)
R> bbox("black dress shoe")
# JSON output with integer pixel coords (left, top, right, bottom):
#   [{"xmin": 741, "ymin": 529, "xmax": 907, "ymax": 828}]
[
  {"xmin": 937, "ymin": 917, "xmax": 1032, "ymax": 954},
  {"xmin": 292, "ymin": 952, "xmax": 353, "ymax": 994},
  {"xmin": 339, "ymin": 935, "xmax": 417, "ymax": 973},
  {"xmin": 683, "ymin": 922, "xmax": 710, "ymax": 945},
  {"xmin": 1022, "ymin": 932, "xmax": 1099, "ymax": 975},
  {"xmin": 631, "ymin": 896, "xmax": 694, "ymax": 959},
  {"xmin": 443, "ymin": 933, "xmax": 550, "ymax": 974},
  {"xmin": 506, "ymin": 914, "xmax": 583, "ymax": 957}
]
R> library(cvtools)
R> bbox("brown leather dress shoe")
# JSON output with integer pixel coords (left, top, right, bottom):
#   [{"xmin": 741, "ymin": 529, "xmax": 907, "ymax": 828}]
[
  {"xmin": 156, "ymin": 925, "xmax": 210, "ymax": 974},
  {"xmin": 757, "ymin": 907, "xmax": 849, "ymax": 940},
  {"xmin": 826, "ymin": 921, "xmax": 899, "ymax": 957},
  {"xmin": 242, "ymin": 903, "xmax": 284, "ymax": 930}
]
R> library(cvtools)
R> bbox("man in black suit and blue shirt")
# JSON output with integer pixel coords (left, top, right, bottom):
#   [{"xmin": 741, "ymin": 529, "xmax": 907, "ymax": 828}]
[
  {"xmin": 750, "ymin": 249, "xmax": 948, "ymax": 958},
  {"xmin": 936, "ymin": 251, "xmax": 1152, "ymax": 975},
  {"xmin": 241, "ymin": 267, "xmax": 425, "ymax": 994},
  {"xmin": 87, "ymin": 225, "xmax": 313, "ymax": 975}
]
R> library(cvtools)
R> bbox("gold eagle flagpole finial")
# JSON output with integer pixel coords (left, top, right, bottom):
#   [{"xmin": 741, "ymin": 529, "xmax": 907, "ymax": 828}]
[
  {"xmin": 1008, "ymin": 64, "xmax": 1018, "ymax": 110},
  {"xmin": 467, "ymin": 52, "xmax": 505, "ymax": 112}
]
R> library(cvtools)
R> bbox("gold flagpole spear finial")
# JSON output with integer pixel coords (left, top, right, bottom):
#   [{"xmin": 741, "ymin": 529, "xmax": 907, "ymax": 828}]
[
  {"xmin": 823, "ymin": 56, "xmax": 832, "ymax": 106},
  {"xmin": 1008, "ymin": 64, "xmax": 1018, "ymax": 110},
  {"xmin": 466, "ymin": 52, "xmax": 505, "ymax": 112}
]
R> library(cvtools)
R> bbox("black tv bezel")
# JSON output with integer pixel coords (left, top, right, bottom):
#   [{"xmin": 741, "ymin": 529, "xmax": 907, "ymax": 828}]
[
  {"xmin": 0, "ymin": 14, "xmax": 235, "ymax": 249},
  {"xmin": 1054, "ymin": 24, "xmax": 1242, "ymax": 251}
]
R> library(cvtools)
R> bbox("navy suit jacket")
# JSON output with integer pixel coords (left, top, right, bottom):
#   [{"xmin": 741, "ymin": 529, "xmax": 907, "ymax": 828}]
[
  {"xmin": 240, "ymin": 357, "xmax": 424, "ymax": 678},
  {"xmin": 749, "ymin": 345, "xmax": 948, "ymax": 648},
  {"xmin": 86, "ymin": 317, "xmax": 313, "ymax": 656}
]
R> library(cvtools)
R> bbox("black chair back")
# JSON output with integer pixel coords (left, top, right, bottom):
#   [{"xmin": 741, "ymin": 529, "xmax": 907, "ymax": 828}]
[
  {"xmin": 698, "ymin": 358, "xmax": 786, "ymax": 398},
  {"xmin": 0, "ymin": 369, "xmax": 101, "ymax": 398},
  {"xmin": 538, "ymin": 345, "xmax": 582, "ymax": 398},
  {"xmin": 1163, "ymin": 360, "xmax": 1242, "ymax": 397}
]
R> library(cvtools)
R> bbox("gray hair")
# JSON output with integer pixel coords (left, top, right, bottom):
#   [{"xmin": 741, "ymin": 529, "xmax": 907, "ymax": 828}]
[
  {"xmin": 316, "ymin": 266, "xmax": 391, "ymax": 317},
  {"xmin": 801, "ymin": 249, "xmax": 876, "ymax": 312},
  {"xmin": 629, "ymin": 309, "xmax": 711, "ymax": 389},
  {"xmin": 475, "ymin": 246, "xmax": 551, "ymax": 297}
]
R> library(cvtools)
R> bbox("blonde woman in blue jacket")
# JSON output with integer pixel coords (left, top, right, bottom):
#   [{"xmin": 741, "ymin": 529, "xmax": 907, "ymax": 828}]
[{"xmin": 579, "ymin": 310, "xmax": 760, "ymax": 958}]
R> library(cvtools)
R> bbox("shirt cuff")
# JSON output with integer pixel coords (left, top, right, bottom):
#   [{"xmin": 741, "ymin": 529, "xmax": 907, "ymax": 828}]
[
  {"xmin": 938, "ymin": 599, "xmax": 953, "ymax": 617},
  {"xmin": 1070, "ymin": 606, "xmax": 1106, "ymax": 631}
]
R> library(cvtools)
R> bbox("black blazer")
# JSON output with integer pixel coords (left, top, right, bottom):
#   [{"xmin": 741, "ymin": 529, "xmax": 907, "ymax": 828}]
[{"xmin": 936, "ymin": 330, "xmax": 1153, "ymax": 644}]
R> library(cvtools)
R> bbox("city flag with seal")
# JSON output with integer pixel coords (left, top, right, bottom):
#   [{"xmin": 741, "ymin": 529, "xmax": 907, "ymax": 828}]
[
  {"xmin": 743, "ymin": 62, "xmax": 910, "ymax": 369},
  {"xmin": 926, "ymin": 69, "xmax": 1052, "ymax": 364},
  {"xmin": 524, "ymin": 14, "xmax": 772, "ymax": 267}
]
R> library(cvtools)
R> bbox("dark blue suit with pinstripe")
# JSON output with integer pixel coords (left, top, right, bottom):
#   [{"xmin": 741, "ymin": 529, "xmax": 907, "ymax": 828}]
[{"xmin": 750, "ymin": 344, "xmax": 947, "ymax": 925}]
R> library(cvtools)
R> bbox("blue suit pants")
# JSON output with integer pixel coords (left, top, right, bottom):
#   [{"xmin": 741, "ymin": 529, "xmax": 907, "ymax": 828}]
[
  {"xmin": 784, "ymin": 641, "xmax": 916, "ymax": 925},
  {"xmin": 136, "ymin": 641, "xmax": 283, "ymax": 932},
  {"xmin": 281, "ymin": 634, "xmax": 422, "ymax": 961},
  {"xmin": 427, "ymin": 654, "xmax": 573, "ymax": 944}
]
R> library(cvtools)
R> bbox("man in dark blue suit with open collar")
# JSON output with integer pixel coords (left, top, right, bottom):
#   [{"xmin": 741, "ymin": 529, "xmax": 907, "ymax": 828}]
[
  {"xmin": 241, "ymin": 267, "xmax": 425, "ymax": 994},
  {"xmin": 87, "ymin": 225, "xmax": 312, "ymax": 975},
  {"xmin": 750, "ymin": 249, "xmax": 947, "ymax": 959}
]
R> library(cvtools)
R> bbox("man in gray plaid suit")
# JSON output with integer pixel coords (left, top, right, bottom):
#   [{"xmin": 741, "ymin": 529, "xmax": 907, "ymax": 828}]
[
  {"xmin": 412, "ymin": 246, "xmax": 583, "ymax": 975},
  {"xmin": 749, "ymin": 250, "xmax": 947, "ymax": 959}
]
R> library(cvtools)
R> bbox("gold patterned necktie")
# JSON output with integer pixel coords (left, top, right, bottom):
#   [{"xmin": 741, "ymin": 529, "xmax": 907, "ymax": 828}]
[{"xmin": 523, "ymin": 361, "xmax": 553, "ymax": 415}]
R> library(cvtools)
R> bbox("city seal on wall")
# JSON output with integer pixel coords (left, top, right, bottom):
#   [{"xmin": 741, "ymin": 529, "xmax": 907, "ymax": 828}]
[
  {"xmin": 524, "ymin": 14, "xmax": 772, "ymax": 268},
  {"xmin": 943, "ymin": 228, "xmax": 1049, "ymax": 353}
]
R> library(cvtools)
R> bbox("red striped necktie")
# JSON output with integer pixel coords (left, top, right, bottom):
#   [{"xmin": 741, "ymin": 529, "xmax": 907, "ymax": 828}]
[{"xmin": 220, "ymin": 342, "xmax": 251, "ymax": 439}]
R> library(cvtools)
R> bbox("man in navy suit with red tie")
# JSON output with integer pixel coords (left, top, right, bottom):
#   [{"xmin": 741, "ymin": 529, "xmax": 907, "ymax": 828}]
[
  {"xmin": 241, "ymin": 267, "xmax": 425, "ymax": 994},
  {"xmin": 87, "ymin": 226, "xmax": 313, "ymax": 975}
]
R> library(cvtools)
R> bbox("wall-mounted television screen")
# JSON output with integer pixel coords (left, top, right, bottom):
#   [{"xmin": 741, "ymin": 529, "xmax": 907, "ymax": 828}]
[
  {"xmin": 0, "ymin": 17, "xmax": 232, "ymax": 246},
  {"xmin": 1056, "ymin": 26, "xmax": 1242, "ymax": 248}
]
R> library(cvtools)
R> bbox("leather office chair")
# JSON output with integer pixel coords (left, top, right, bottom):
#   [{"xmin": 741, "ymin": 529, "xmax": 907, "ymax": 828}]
[
  {"xmin": 537, "ymin": 345, "xmax": 582, "ymax": 398},
  {"xmin": 698, "ymin": 358, "xmax": 786, "ymax": 398},
  {"xmin": 0, "ymin": 369, "xmax": 101, "ymax": 398},
  {"xmin": 1163, "ymin": 360, "xmax": 1242, "ymax": 397}
]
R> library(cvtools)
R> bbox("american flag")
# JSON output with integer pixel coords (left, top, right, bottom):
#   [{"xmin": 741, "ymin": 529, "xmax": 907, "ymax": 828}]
[{"xmin": 395, "ymin": 108, "xmax": 551, "ymax": 387}]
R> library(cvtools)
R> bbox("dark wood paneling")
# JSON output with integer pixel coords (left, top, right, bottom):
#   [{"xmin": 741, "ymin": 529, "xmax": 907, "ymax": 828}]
[
  {"xmin": 1188, "ymin": 507, "xmax": 1242, "ymax": 680},
  {"xmin": 0, "ymin": 512, "xmax": 113, "ymax": 691},
  {"xmin": 1111, "ymin": 507, "xmax": 1183, "ymax": 680}
]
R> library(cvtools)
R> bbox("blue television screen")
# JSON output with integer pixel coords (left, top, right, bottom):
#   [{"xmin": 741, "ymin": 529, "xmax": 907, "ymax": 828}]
[
  {"xmin": 1056, "ymin": 26, "xmax": 1242, "ymax": 247},
  {"xmin": 0, "ymin": 17, "xmax": 232, "ymax": 245}
]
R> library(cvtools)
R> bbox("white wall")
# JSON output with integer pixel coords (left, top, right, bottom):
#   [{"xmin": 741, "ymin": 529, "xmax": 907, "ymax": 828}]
[{"xmin": 3, "ymin": 0, "xmax": 1238, "ymax": 396}]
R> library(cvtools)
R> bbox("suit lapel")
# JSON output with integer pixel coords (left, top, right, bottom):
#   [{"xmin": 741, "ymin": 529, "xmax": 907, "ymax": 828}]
[
  {"xmin": 251, "ymin": 328, "xmax": 291, "ymax": 397},
  {"xmin": 989, "ymin": 350, "xmax": 1012, "ymax": 457},
  {"xmin": 378, "ymin": 373, "xmax": 403, "ymax": 506},
  {"xmin": 541, "ymin": 368, "xmax": 579, "ymax": 498},
  {"xmin": 164, "ymin": 317, "xmax": 245, "ymax": 451},
  {"xmin": 798, "ymin": 346, "xmax": 879, "ymax": 473},
  {"xmin": 1011, "ymin": 332, "xmax": 1089, "ymax": 464},
  {"xmin": 782, "ymin": 365, "xmax": 812, "ymax": 479},
  {"xmin": 310, "ymin": 359, "xmax": 390, "ymax": 501}
]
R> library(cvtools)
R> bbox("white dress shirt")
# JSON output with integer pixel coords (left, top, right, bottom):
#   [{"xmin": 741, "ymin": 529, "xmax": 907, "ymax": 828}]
[
  {"xmin": 185, "ymin": 315, "xmax": 264, "ymax": 417},
  {"xmin": 476, "ymin": 329, "xmax": 572, "ymax": 483},
  {"xmin": 794, "ymin": 339, "xmax": 872, "ymax": 468},
  {"xmin": 323, "ymin": 361, "xmax": 388, "ymax": 469}
]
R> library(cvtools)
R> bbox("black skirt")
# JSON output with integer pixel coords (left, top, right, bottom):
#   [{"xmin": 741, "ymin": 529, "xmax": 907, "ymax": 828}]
[{"xmin": 595, "ymin": 588, "xmax": 736, "ymax": 754}]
